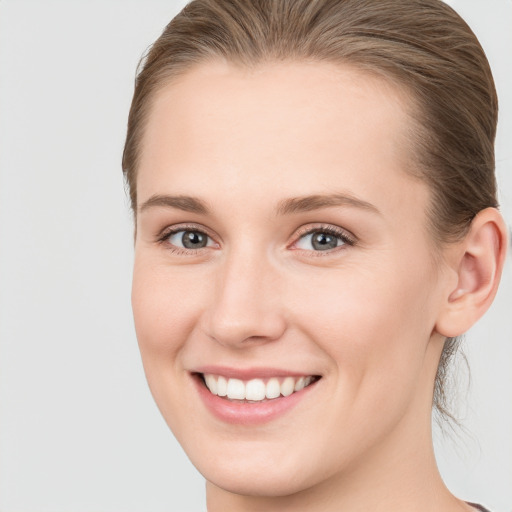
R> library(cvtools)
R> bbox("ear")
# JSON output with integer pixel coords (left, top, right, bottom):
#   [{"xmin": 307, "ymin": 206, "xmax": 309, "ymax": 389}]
[{"xmin": 435, "ymin": 207, "xmax": 508, "ymax": 338}]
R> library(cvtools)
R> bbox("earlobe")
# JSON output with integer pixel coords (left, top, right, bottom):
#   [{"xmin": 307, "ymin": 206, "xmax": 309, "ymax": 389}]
[{"xmin": 435, "ymin": 207, "xmax": 508, "ymax": 338}]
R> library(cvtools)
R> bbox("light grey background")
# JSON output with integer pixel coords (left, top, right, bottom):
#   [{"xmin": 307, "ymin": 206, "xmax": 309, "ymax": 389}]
[{"xmin": 0, "ymin": 1, "xmax": 510, "ymax": 511}]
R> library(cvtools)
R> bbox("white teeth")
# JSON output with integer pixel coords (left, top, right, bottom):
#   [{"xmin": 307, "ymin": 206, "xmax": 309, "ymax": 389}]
[
  {"xmin": 245, "ymin": 379, "xmax": 266, "ymax": 401},
  {"xmin": 226, "ymin": 378, "xmax": 245, "ymax": 400},
  {"xmin": 265, "ymin": 378, "xmax": 281, "ymax": 399},
  {"xmin": 281, "ymin": 377, "xmax": 295, "ymax": 397},
  {"xmin": 204, "ymin": 374, "xmax": 218, "ymax": 395},
  {"xmin": 294, "ymin": 377, "xmax": 305, "ymax": 391},
  {"xmin": 203, "ymin": 374, "xmax": 317, "ymax": 401},
  {"xmin": 217, "ymin": 376, "xmax": 227, "ymax": 397}
]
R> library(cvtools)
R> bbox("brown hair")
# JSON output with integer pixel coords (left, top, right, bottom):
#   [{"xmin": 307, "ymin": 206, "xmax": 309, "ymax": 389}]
[{"xmin": 122, "ymin": 0, "xmax": 499, "ymax": 421}]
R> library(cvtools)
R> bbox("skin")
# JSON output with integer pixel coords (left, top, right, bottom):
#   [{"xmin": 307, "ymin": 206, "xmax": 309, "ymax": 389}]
[{"xmin": 132, "ymin": 60, "xmax": 504, "ymax": 511}]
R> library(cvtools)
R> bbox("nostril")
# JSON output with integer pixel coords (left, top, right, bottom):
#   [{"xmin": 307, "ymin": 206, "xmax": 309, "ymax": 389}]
[{"xmin": 203, "ymin": 310, "xmax": 288, "ymax": 348}]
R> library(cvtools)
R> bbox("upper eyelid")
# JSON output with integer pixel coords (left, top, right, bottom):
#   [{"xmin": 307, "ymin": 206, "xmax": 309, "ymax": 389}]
[
  {"xmin": 157, "ymin": 223, "xmax": 218, "ymax": 242},
  {"xmin": 291, "ymin": 224, "xmax": 356, "ymax": 244},
  {"xmin": 157, "ymin": 225, "xmax": 219, "ymax": 254}
]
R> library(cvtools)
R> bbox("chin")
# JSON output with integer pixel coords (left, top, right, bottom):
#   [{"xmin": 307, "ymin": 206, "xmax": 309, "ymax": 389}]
[
  {"xmin": 185, "ymin": 439, "xmax": 331, "ymax": 498},
  {"xmin": 204, "ymin": 464, "xmax": 315, "ymax": 498}
]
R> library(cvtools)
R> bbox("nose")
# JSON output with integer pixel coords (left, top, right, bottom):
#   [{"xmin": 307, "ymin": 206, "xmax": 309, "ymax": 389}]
[{"xmin": 202, "ymin": 247, "xmax": 287, "ymax": 349}]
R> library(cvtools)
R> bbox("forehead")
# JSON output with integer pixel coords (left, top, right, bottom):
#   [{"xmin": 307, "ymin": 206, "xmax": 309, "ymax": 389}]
[{"xmin": 137, "ymin": 60, "xmax": 427, "ymax": 220}]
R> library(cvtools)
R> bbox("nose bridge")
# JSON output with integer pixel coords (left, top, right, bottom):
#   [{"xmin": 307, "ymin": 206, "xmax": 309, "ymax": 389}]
[{"xmin": 205, "ymin": 242, "xmax": 285, "ymax": 347}]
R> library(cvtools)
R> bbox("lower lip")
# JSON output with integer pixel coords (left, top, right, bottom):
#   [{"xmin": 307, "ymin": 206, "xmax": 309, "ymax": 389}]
[{"xmin": 192, "ymin": 374, "xmax": 319, "ymax": 425}]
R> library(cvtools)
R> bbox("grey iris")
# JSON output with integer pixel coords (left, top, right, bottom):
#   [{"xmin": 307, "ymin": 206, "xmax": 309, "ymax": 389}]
[
  {"xmin": 312, "ymin": 232, "xmax": 338, "ymax": 250},
  {"xmin": 182, "ymin": 231, "xmax": 207, "ymax": 249}
]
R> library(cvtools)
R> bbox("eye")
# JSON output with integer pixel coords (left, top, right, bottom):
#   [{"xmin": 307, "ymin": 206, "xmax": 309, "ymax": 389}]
[
  {"xmin": 163, "ymin": 229, "xmax": 216, "ymax": 250},
  {"xmin": 293, "ymin": 227, "xmax": 355, "ymax": 252}
]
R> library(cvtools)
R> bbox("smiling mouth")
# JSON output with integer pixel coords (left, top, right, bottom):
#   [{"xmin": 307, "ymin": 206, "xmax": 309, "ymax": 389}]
[{"xmin": 199, "ymin": 373, "xmax": 321, "ymax": 402}]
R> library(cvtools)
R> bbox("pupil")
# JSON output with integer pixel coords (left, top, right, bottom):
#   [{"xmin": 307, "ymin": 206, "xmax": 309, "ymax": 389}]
[
  {"xmin": 312, "ymin": 232, "xmax": 337, "ymax": 251},
  {"xmin": 182, "ymin": 231, "xmax": 207, "ymax": 249}
]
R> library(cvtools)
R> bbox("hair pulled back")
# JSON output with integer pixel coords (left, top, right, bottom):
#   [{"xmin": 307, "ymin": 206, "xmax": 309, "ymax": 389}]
[{"xmin": 122, "ymin": 0, "xmax": 499, "ymax": 421}]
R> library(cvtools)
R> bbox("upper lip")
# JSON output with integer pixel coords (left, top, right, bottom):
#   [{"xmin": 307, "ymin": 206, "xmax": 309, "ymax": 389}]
[{"xmin": 192, "ymin": 365, "xmax": 320, "ymax": 380}]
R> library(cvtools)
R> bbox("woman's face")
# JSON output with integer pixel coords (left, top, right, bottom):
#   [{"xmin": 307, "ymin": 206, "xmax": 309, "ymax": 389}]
[{"xmin": 132, "ymin": 61, "xmax": 449, "ymax": 496}]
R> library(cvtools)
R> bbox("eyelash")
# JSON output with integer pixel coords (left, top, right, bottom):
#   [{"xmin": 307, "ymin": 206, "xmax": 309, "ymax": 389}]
[
  {"xmin": 291, "ymin": 224, "xmax": 356, "ymax": 255},
  {"xmin": 156, "ymin": 223, "xmax": 217, "ymax": 255},
  {"xmin": 156, "ymin": 223, "xmax": 356, "ymax": 255}
]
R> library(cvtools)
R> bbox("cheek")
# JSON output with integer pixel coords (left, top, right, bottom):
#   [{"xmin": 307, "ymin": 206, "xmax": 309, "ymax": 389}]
[
  {"xmin": 131, "ymin": 257, "xmax": 212, "ymax": 433},
  {"xmin": 132, "ymin": 256, "xmax": 204, "ymax": 345},
  {"xmin": 131, "ymin": 255, "xmax": 212, "ymax": 396},
  {"xmin": 291, "ymin": 255, "xmax": 437, "ymax": 407}
]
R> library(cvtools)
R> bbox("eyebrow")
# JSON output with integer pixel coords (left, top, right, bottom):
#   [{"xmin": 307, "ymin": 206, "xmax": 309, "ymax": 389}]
[
  {"xmin": 139, "ymin": 194, "xmax": 210, "ymax": 215},
  {"xmin": 276, "ymin": 193, "xmax": 381, "ymax": 216},
  {"xmin": 138, "ymin": 192, "xmax": 380, "ymax": 217}
]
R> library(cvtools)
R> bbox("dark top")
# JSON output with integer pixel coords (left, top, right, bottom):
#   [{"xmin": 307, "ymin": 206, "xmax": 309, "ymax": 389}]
[{"xmin": 468, "ymin": 503, "xmax": 491, "ymax": 512}]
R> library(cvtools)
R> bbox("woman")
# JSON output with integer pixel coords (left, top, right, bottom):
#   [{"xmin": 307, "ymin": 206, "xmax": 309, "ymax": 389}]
[{"xmin": 122, "ymin": 1, "xmax": 508, "ymax": 510}]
